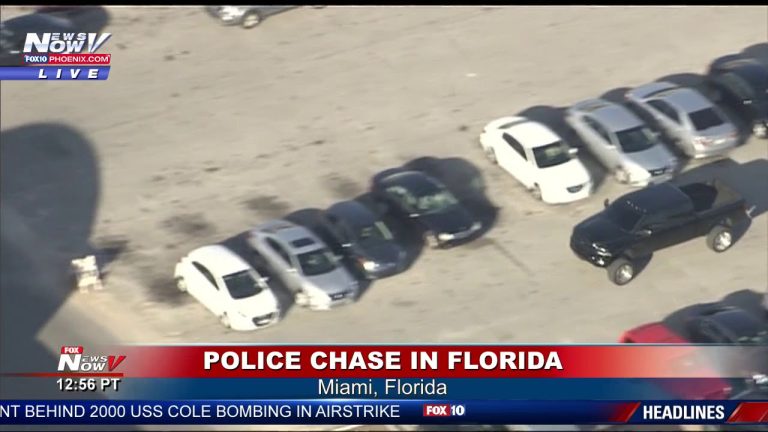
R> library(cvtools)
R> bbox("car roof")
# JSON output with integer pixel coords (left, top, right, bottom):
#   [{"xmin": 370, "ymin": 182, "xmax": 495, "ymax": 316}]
[
  {"xmin": 327, "ymin": 200, "xmax": 377, "ymax": 227},
  {"xmin": 187, "ymin": 245, "xmax": 252, "ymax": 276},
  {"xmin": 577, "ymin": 99, "xmax": 644, "ymax": 132},
  {"xmin": 505, "ymin": 118, "xmax": 561, "ymax": 148},
  {"xmin": 655, "ymin": 87, "xmax": 713, "ymax": 112},
  {"xmin": 252, "ymin": 219, "xmax": 325, "ymax": 253},
  {"xmin": 702, "ymin": 307, "xmax": 764, "ymax": 338},
  {"xmin": 622, "ymin": 183, "xmax": 691, "ymax": 214}
]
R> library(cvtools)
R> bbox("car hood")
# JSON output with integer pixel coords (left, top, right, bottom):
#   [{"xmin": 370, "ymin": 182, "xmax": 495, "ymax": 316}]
[
  {"xmin": 306, "ymin": 267, "xmax": 355, "ymax": 295},
  {"xmin": 234, "ymin": 290, "xmax": 278, "ymax": 315},
  {"xmin": 623, "ymin": 144, "xmax": 675, "ymax": 171},
  {"xmin": 540, "ymin": 159, "xmax": 591, "ymax": 187},
  {"xmin": 573, "ymin": 212, "xmax": 628, "ymax": 246},
  {"xmin": 418, "ymin": 206, "xmax": 476, "ymax": 235}
]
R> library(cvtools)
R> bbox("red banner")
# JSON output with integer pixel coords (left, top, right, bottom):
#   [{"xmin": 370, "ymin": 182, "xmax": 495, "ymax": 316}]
[{"xmin": 85, "ymin": 345, "xmax": 757, "ymax": 379}]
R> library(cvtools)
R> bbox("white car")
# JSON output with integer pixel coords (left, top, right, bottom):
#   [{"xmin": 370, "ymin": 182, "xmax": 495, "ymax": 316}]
[
  {"xmin": 174, "ymin": 245, "xmax": 281, "ymax": 331},
  {"xmin": 479, "ymin": 116, "xmax": 593, "ymax": 204}
]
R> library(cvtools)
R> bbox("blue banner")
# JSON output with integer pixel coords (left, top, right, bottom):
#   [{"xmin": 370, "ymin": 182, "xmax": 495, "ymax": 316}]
[
  {"xmin": 112, "ymin": 377, "xmax": 733, "ymax": 400},
  {"xmin": 0, "ymin": 66, "xmax": 110, "ymax": 80},
  {"xmin": 0, "ymin": 400, "xmax": 765, "ymax": 425}
]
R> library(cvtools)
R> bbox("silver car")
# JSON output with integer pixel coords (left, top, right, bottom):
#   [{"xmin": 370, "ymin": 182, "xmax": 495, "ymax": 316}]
[
  {"xmin": 247, "ymin": 220, "xmax": 359, "ymax": 311},
  {"xmin": 565, "ymin": 98, "xmax": 678, "ymax": 186},
  {"xmin": 625, "ymin": 81, "xmax": 738, "ymax": 159}
]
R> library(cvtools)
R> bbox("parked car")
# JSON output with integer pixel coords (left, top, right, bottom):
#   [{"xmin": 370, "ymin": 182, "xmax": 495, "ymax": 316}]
[
  {"xmin": 705, "ymin": 56, "xmax": 768, "ymax": 139},
  {"xmin": 570, "ymin": 179, "xmax": 752, "ymax": 285},
  {"xmin": 0, "ymin": 12, "xmax": 75, "ymax": 66},
  {"xmin": 174, "ymin": 245, "xmax": 281, "ymax": 330},
  {"xmin": 565, "ymin": 98, "xmax": 679, "ymax": 186},
  {"xmin": 625, "ymin": 81, "xmax": 739, "ymax": 159},
  {"xmin": 371, "ymin": 170, "xmax": 482, "ymax": 248},
  {"xmin": 247, "ymin": 219, "xmax": 359, "ymax": 310},
  {"xmin": 479, "ymin": 116, "xmax": 592, "ymax": 203},
  {"xmin": 620, "ymin": 322, "xmax": 732, "ymax": 400},
  {"xmin": 764, "ymin": 288, "xmax": 768, "ymax": 314},
  {"xmin": 205, "ymin": 6, "xmax": 295, "ymax": 29},
  {"xmin": 316, "ymin": 200, "xmax": 407, "ymax": 279}
]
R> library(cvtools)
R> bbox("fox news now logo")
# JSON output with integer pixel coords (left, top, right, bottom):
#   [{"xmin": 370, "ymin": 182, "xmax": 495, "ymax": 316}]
[
  {"xmin": 0, "ymin": 32, "xmax": 114, "ymax": 81},
  {"xmin": 58, "ymin": 346, "xmax": 126, "ymax": 373},
  {"xmin": 23, "ymin": 32, "xmax": 111, "ymax": 54}
]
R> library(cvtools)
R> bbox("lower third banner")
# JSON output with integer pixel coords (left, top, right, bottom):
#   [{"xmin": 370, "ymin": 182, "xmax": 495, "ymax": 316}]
[{"xmin": 0, "ymin": 400, "xmax": 767, "ymax": 425}]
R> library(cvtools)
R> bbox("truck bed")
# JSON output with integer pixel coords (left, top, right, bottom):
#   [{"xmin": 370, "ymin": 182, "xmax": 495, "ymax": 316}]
[{"xmin": 678, "ymin": 179, "xmax": 743, "ymax": 213}]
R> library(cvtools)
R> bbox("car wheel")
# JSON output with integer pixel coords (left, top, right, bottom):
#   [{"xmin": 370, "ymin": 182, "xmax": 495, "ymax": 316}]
[
  {"xmin": 241, "ymin": 11, "xmax": 262, "ymax": 29},
  {"xmin": 424, "ymin": 231, "xmax": 440, "ymax": 249},
  {"xmin": 176, "ymin": 277, "xmax": 187, "ymax": 293},
  {"xmin": 613, "ymin": 167, "xmax": 630, "ymax": 184},
  {"xmin": 607, "ymin": 257, "xmax": 636, "ymax": 286},
  {"xmin": 484, "ymin": 146, "xmax": 498, "ymax": 165},
  {"xmin": 531, "ymin": 184, "xmax": 542, "ymax": 201},
  {"xmin": 707, "ymin": 225, "xmax": 734, "ymax": 252},
  {"xmin": 219, "ymin": 313, "xmax": 231, "ymax": 328},
  {"xmin": 752, "ymin": 122, "xmax": 768, "ymax": 139}
]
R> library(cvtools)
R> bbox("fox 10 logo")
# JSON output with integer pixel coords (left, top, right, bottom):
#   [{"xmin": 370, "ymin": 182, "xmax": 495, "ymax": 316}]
[{"xmin": 58, "ymin": 346, "xmax": 126, "ymax": 373}]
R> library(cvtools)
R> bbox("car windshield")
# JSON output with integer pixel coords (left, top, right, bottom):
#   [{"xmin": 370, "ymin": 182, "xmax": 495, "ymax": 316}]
[
  {"xmin": 689, "ymin": 108, "xmax": 725, "ymax": 131},
  {"xmin": 355, "ymin": 221, "xmax": 394, "ymax": 247},
  {"xmin": 297, "ymin": 248, "xmax": 337, "ymax": 276},
  {"xmin": 606, "ymin": 200, "xmax": 643, "ymax": 231},
  {"xmin": 615, "ymin": 126, "xmax": 658, "ymax": 153},
  {"xmin": 222, "ymin": 270, "xmax": 263, "ymax": 300},
  {"xmin": 532, "ymin": 141, "xmax": 572, "ymax": 168},
  {"xmin": 416, "ymin": 189, "xmax": 459, "ymax": 214}
]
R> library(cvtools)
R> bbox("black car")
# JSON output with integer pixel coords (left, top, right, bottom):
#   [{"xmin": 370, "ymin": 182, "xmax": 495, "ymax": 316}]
[
  {"xmin": 371, "ymin": 170, "xmax": 482, "ymax": 249},
  {"xmin": 0, "ymin": 13, "xmax": 75, "ymax": 66},
  {"xmin": 571, "ymin": 179, "xmax": 751, "ymax": 285},
  {"xmin": 705, "ymin": 56, "xmax": 768, "ymax": 139},
  {"xmin": 316, "ymin": 200, "xmax": 406, "ymax": 279},
  {"xmin": 687, "ymin": 306, "xmax": 768, "ymax": 346}
]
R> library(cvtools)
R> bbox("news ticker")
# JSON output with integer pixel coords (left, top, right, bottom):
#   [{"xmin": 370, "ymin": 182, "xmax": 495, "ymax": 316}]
[
  {"xmin": 0, "ymin": 400, "xmax": 766, "ymax": 425},
  {"xmin": 0, "ymin": 66, "xmax": 110, "ymax": 80}
]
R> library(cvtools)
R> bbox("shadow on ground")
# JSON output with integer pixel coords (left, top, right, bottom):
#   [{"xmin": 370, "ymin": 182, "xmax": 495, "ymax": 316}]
[{"xmin": 0, "ymin": 123, "xmax": 129, "ymax": 423}]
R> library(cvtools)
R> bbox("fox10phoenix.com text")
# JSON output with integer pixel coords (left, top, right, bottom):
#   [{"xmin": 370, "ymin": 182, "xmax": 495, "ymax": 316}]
[
  {"xmin": 0, "ymin": 32, "xmax": 112, "ymax": 80},
  {"xmin": 0, "ymin": 345, "xmax": 767, "ymax": 428}
]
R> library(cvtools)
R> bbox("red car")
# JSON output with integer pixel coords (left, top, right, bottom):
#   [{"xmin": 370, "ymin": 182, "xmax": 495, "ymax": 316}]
[{"xmin": 620, "ymin": 322, "xmax": 733, "ymax": 400}]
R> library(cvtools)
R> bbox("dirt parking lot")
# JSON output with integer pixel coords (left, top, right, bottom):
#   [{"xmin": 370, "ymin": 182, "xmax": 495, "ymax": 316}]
[{"xmin": 1, "ymin": 6, "xmax": 766, "ymax": 353}]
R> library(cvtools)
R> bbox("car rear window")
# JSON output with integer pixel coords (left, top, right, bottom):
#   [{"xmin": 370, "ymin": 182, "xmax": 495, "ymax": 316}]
[
  {"xmin": 689, "ymin": 108, "xmax": 725, "ymax": 131},
  {"xmin": 291, "ymin": 238, "xmax": 316, "ymax": 248}
]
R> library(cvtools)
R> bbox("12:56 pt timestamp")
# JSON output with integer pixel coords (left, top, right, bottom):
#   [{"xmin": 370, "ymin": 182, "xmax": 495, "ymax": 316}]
[{"xmin": 57, "ymin": 378, "xmax": 121, "ymax": 392}]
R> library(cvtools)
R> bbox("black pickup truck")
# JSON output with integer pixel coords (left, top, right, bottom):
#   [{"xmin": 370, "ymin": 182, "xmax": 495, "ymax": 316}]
[{"xmin": 570, "ymin": 179, "xmax": 753, "ymax": 285}]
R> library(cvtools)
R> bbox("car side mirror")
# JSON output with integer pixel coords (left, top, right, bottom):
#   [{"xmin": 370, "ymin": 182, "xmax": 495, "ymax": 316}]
[{"xmin": 603, "ymin": 199, "xmax": 610, "ymax": 208}]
